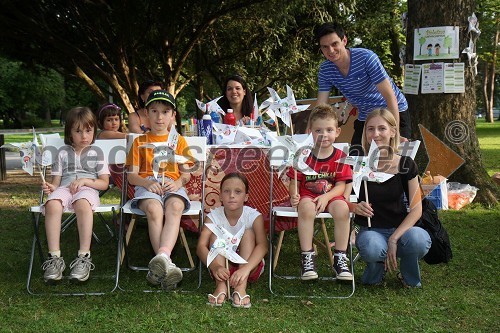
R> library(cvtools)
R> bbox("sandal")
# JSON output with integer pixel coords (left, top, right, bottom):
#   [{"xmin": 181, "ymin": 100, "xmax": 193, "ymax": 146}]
[
  {"xmin": 231, "ymin": 291, "xmax": 252, "ymax": 308},
  {"xmin": 207, "ymin": 292, "xmax": 227, "ymax": 307}
]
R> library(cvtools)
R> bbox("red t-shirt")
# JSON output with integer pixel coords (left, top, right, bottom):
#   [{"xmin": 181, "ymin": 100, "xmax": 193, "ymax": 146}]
[{"xmin": 287, "ymin": 147, "xmax": 352, "ymax": 198}]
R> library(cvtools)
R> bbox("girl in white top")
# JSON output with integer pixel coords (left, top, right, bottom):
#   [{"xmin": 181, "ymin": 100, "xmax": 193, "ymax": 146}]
[{"xmin": 197, "ymin": 172, "xmax": 267, "ymax": 308}]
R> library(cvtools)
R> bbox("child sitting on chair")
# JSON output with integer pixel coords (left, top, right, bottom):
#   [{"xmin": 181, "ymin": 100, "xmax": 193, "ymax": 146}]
[
  {"xmin": 95, "ymin": 103, "xmax": 128, "ymax": 139},
  {"xmin": 197, "ymin": 173, "xmax": 267, "ymax": 308},
  {"xmin": 41, "ymin": 107, "xmax": 110, "ymax": 283},
  {"xmin": 126, "ymin": 90, "xmax": 193, "ymax": 290},
  {"xmin": 287, "ymin": 103, "xmax": 353, "ymax": 281}
]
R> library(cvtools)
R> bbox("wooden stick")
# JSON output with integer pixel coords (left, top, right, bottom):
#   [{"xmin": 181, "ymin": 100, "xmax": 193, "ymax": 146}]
[
  {"xmin": 363, "ymin": 178, "xmax": 371, "ymax": 228},
  {"xmin": 290, "ymin": 120, "xmax": 298, "ymax": 196},
  {"xmin": 225, "ymin": 258, "xmax": 231, "ymax": 297},
  {"xmin": 38, "ymin": 165, "xmax": 46, "ymax": 184}
]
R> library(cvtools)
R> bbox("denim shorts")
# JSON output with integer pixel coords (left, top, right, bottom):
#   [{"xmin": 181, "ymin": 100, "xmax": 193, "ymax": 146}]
[{"xmin": 129, "ymin": 176, "xmax": 191, "ymax": 215}]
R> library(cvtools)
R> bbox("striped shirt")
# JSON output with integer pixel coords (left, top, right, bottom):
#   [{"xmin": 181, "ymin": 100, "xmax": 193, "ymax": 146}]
[{"xmin": 318, "ymin": 48, "xmax": 408, "ymax": 121}]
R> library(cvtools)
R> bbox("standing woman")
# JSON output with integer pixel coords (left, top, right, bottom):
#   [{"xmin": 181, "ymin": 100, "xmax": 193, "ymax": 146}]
[
  {"xmin": 128, "ymin": 80, "xmax": 163, "ymax": 134},
  {"xmin": 353, "ymin": 108, "xmax": 431, "ymax": 288},
  {"xmin": 217, "ymin": 75, "xmax": 254, "ymax": 126}
]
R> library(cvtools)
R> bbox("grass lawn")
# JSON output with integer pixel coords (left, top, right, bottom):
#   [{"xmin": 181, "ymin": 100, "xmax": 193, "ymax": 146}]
[{"xmin": 0, "ymin": 120, "xmax": 498, "ymax": 332}]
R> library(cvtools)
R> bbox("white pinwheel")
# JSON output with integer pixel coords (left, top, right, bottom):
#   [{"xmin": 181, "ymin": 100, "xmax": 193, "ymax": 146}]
[
  {"xmin": 338, "ymin": 140, "xmax": 394, "ymax": 198},
  {"xmin": 195, "ymin": 96, "xmax": 226, "ymax": 116},
  {"xmin": 205, "ymin": 223, "xmax": 247, "ymax": 267},
  {"xmin": 273, "ymin": 134, "xmax": 317, "ymax": 176}
]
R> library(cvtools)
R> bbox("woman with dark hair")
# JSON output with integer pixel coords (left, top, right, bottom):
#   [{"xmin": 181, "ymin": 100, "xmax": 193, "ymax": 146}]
[
  {"xmin": 217, "ymin": 75, "xmax": 254, "ymax": 125},
  {"xmin": 128, "ymin": 80, "xmax": 163, "ymax": 133}
]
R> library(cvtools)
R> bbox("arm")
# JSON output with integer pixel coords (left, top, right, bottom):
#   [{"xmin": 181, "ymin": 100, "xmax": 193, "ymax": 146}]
[
  {"xmin": 385, "ymin": 175, "xmax": 422, "ymax": 272},
  {"xmin": 42, "ymin": 175, "xmax": 62, "ymax": 195},
  {"xmin": 376, "ymin": 79, "xmax": 400, "ymax": 123},
  {"xmin": 317, "ymin": 91, "xmax": 330, "ymax": 105},
  {"xmin": 127, "ymin": 166, "xmax": 163, "ymax": 195},
  {"xmin": 196, "ymin": 218, "xmax": 230, "ymax": 282},
  {"xmin": 127, "ymin": 112, "xmax": 142, "ymax": 134},
  {"xmin": 288, "ymin": 177, "xmax": 300, "ymax": 207},
  {"xmin": 312, "ymin": 180, "xmax": 346, "ymax": 213},
  {"xmin": 229, "ymin": 215, "xmax": 268, "ymax": 286},
  {"xmin": 98, "ymin": 130, "xmax": 128, "ymax": 139},
  {"xmin": 68, "ymin": 174, "xmax": 109, "ymax": 194}
]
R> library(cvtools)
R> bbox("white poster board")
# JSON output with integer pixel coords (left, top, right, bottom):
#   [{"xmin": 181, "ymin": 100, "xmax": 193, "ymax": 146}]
[
  {"xmin": 414, "ymin": 26, "xmax": 460, "ymax": 60},
  {"xmin": 403, "ymin": 64, "xmax": 422, "ymax": 95},
  {"xmin": 421, "ymin": 63, "xmax": 444, "ymax": 94},
  {"xmin": 443, "ymin": 63, "xmax": 465, "ymax": 93}
]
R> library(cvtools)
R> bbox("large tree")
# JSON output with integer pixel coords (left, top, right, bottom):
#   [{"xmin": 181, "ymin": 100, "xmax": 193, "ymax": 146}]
[{"xmin": 406, "ymin": 0, "xmax": 499, "ymax": 205}]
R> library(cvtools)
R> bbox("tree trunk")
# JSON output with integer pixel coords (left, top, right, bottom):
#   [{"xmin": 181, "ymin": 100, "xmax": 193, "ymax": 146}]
[
  {"xmin": 487, "ymin": 23, "xmax": 499, "ymax": 123},
  {"xmin": 482, "ymin": 61, "xmax": 490, "ymax": 119},
  {"xmin": 406, "ymin": 0, "xmax": 499, "ymax": 205}
]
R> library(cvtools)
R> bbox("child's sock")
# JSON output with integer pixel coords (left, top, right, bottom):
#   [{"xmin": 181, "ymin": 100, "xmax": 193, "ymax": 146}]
[
  {"xmin": 334, "ymin": 249, "xmax": 346, "ymax": 256},
  {"xmin": 49, "ymin": 250, "xmax": 61, "ymax": 258},
  {"xmin": 78, "ymin": 250, "xmax": 91, "ymax": 258},
  {"xmin": 158, "ymin": 247, "xmax": 171, "ymax": 257}
]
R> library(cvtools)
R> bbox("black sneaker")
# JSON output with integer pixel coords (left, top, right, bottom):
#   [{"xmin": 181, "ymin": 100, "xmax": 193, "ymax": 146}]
[
  {"xmin": 301, "ymin": 251, "xmax": 318, "ymax": 280},
  {"xmin": 333, "ymin": 252, "xmax": 353, "ymax": 281}
]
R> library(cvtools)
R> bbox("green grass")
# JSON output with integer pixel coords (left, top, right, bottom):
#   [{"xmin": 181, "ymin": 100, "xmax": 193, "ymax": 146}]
[
  {"xmin": 0, "ymin": 120, "xmax": 499, "ymax": 332},
  {"xmin": 476, "ymin": 118, "xmax": 500, "ymax": 176}
]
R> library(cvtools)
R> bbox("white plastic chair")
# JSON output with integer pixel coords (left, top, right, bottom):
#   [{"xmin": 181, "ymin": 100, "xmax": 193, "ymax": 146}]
[
  {"xmin": 267, "ymin": 139, "xmax": 356, "ymax": 298},
  {"xmin": 119, "ymin": 135, "xmax": 206, "ymax": 291}
]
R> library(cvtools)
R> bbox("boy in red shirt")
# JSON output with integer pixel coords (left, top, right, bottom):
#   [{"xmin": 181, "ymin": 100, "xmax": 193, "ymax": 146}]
[{"xmin": 288, "ymin": 103, "xmax": 353, "ymax": 281}]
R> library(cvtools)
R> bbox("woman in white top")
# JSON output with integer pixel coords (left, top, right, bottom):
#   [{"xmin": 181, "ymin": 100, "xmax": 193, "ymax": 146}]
[{"xmin": 197, "ymin": 172, "xmax": 267, "ymax": 308}]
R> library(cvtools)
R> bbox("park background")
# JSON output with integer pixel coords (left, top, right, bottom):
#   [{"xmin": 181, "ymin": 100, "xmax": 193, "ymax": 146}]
[{"xmin": 0, "ymin": 1, "xmax": 498, "ymax": 332}]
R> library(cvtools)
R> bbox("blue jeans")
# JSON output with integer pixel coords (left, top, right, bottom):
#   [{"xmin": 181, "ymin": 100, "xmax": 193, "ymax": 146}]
[{"xmin": 356, "ymin": 227, "xmax": 431, "ymax": 287}]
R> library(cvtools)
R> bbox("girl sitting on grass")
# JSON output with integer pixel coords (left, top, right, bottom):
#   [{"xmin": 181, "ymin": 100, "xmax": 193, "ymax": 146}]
[{"xmin": 197, "ymin": 172, "xmax": 267, "ymax": 308}]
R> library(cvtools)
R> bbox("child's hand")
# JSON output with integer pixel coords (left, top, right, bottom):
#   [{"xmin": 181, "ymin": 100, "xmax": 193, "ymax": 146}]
[
  {"xmin": 162, "ymin": 179, "xmax": 181, "ymax": 194},
  {"xmin": 211, "ymin": 265, "xmax": 230, "ymax": 282},
  {"xmin": 313, "ymin": 194, "xmax": 329, "ymax": 214},
  {"xmin": 290, "ymin": 193, "xmax": 300, "ymax": 207},
  {"xmin": 69, "ymin": 178, "xmax": 87, "ymax": 194},
  {"xmin": 146, "ymin": 181, "xmax": 163, "ymax": 195},
  {"xmin": 229, "ymin": 266, "xmax": 250, "ymax": 288},
  {"xmin": 42, "ymin": 182, "xmax": 56, "ymax": 195}
]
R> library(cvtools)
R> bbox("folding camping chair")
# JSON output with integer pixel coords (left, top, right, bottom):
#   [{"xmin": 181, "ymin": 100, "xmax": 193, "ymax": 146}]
[
  {"xmin": 267, "ymin": 138, "xmax": 356, "ymax": 298},
  {"xmin": 26, "ymin": 136, "xmax": 126, "ymax": 296},
  {"xmin": 119, "ymin": 135, "xmax": 207, "ymax": 291}
]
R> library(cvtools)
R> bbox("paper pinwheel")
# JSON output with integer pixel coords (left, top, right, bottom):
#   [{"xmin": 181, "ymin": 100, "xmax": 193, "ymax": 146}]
[
  {"xmin": 205, "ymin": 223, "xmax": 247, "ymax": 267},
  {"xmin": 337, "ymin": 140, "xmax": 394, "ymax": 198},
  {"xmin": 195, "ymin": 96, "xmax": 226, "ymax": 116},
  {"xmin": 262, "ymin": 86, "xmax": 307, "ymax": 128},
  {"xmin": 139, "ymin": 126, "xmax": 189, "ymax": 180},
  {"xmin": 1, "ymin": 128, "xmax": 42, "ymax": 176},
  {"xmin": 273, "ymin": 134, "xmax": 317, "ymax": 176}
]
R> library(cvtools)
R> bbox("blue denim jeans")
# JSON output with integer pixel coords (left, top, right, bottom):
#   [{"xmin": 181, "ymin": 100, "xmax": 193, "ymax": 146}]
[{"xmin": 356, "ymin": 227, "xmax": 431, "ymax": 287}]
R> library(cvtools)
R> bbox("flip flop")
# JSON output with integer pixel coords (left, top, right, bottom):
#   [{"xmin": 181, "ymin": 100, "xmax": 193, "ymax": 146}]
[
  {"xmin": 231, "ymin": 291, "xmax": 252, "ymax": 308},
  {"xmin": 206, "ymin": 292, "xmax": 227, "ymax": 307}
]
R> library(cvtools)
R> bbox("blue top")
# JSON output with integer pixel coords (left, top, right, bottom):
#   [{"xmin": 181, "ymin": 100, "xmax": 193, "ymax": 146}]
[{"xmin": 318, "ymin": 48, "xmax": 408, "ymax": 121}]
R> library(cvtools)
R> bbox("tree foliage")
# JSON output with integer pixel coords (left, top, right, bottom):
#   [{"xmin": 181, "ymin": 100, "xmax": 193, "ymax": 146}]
[
  {"xmin": 0, "ymin": 0, "xmax": 405, "ymax": 120},
  {"xmin": 0, "ymin": 56, "xmax": 65, "ymax": 128}
]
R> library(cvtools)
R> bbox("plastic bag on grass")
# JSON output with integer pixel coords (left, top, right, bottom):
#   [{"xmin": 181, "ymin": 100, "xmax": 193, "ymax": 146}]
[{"xmin": 447, "ymin": 182, "xmax": 479, "ymax": 210}]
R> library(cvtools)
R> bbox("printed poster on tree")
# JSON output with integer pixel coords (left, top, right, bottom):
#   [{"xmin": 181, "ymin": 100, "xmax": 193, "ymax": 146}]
[{"xmin": 413, "ymin": 26, "xmax": 460, "ymax": 60}]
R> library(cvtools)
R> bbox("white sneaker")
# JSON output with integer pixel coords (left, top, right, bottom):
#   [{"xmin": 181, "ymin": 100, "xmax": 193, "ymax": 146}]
[{"xmin": 42, "ymin": 256, "xmax": 66, "ymax": 283}]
